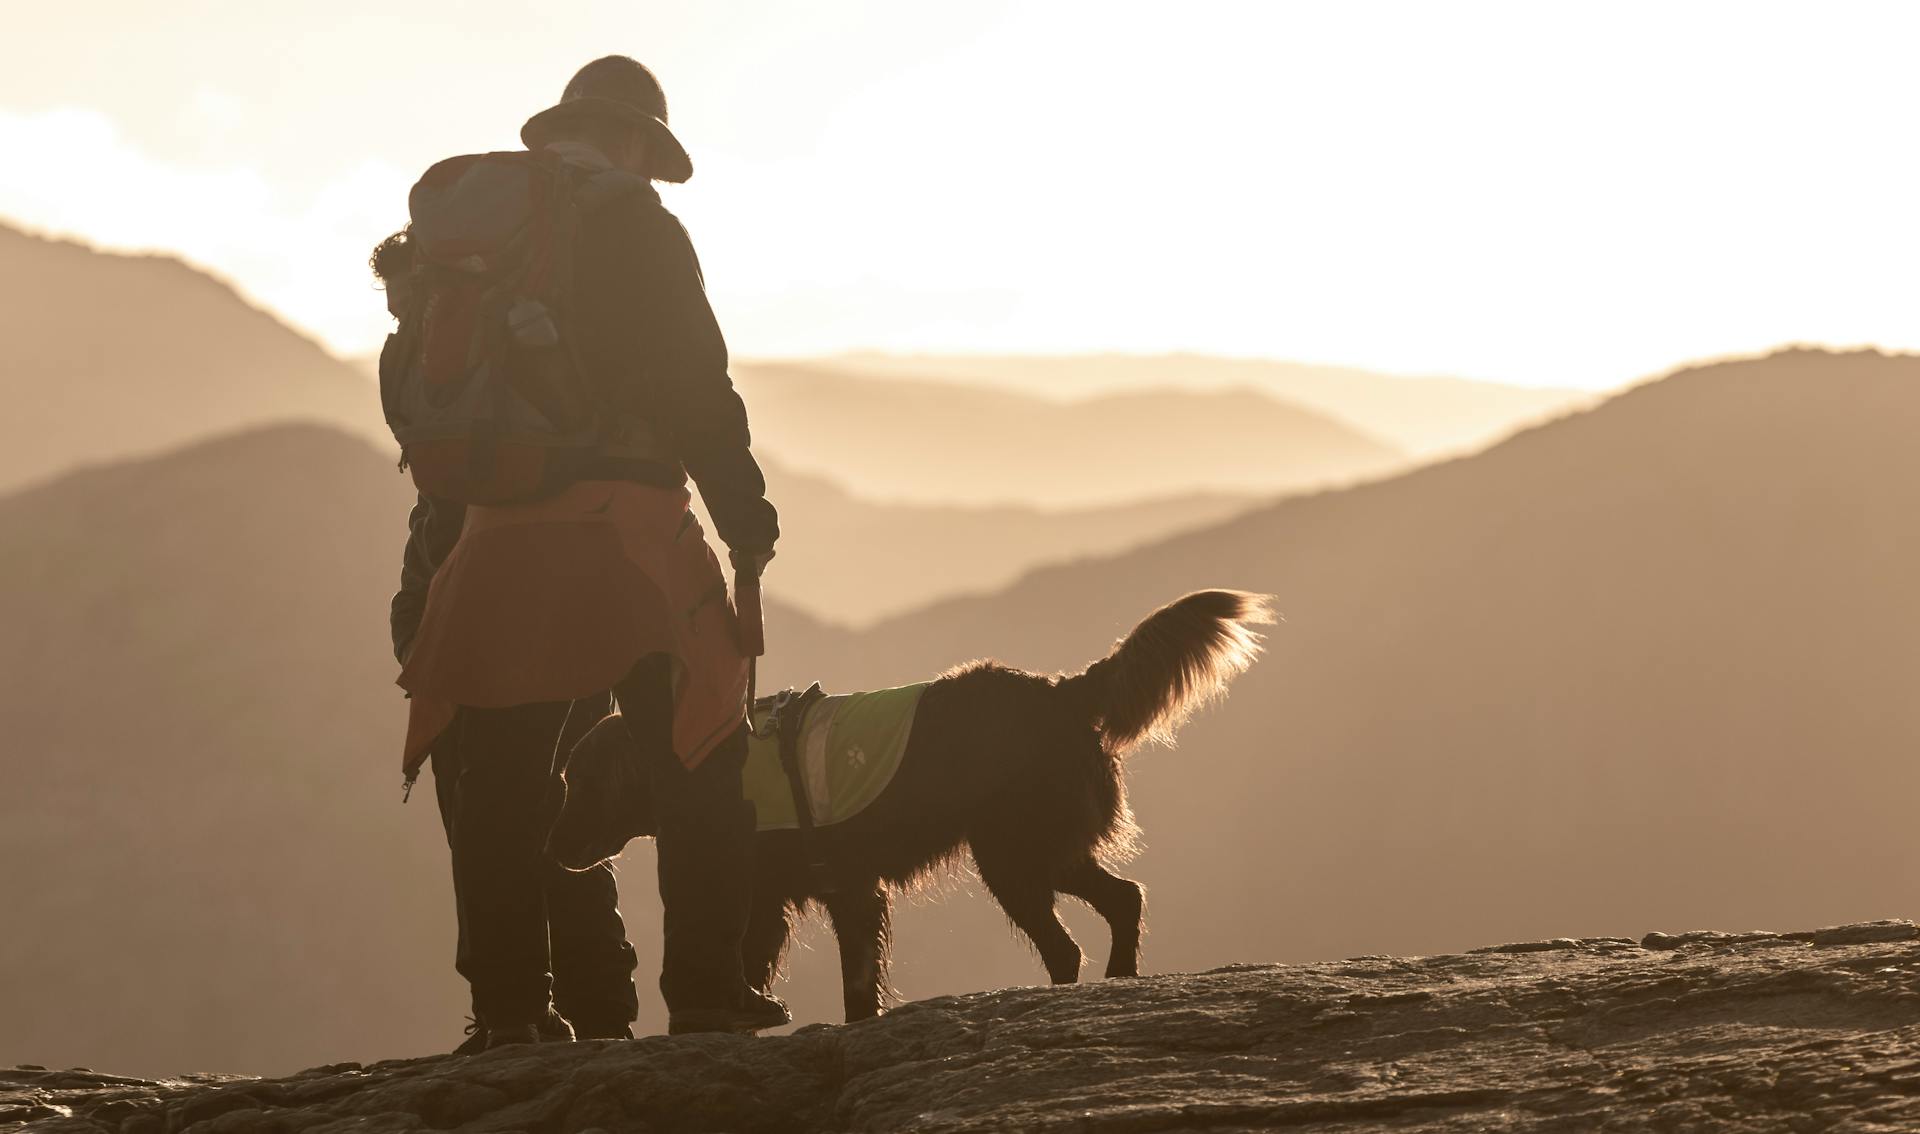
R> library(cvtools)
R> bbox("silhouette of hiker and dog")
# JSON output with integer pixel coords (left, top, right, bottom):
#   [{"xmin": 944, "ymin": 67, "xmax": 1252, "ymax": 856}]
[{"xmin": 375, "ymin": 56, "xmax": 1273, "ymax": 1053}]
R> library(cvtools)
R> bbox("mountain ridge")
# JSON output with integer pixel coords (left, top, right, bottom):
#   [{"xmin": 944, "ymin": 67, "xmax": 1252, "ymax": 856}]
[
  {"xmin": 749, "ymin": 456, "xmax": 1259, "ymax": 624},
  {"xmin": 3, "ymin": 217, "xmax": 1394, "ymax": 618},
  {"xmin": 0, "ymin": 221, "xmax": 391, "ymax": 493},
  {"xmin": 729, "ymin": 360, "xmax": 1409, "ymax": 507},
  {"xmin": 826, "ymin": 345, "xmax": 1914, "ymax": 651},
  {"xmin": 778, "ymin": 350, "xmax": 1592, "ymax": 455}
]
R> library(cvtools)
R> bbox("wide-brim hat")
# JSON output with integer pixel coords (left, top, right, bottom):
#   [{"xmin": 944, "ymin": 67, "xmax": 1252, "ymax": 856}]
[{"xmin": 520, "ymin": 56, "xmax": 694, "ymax": 183}]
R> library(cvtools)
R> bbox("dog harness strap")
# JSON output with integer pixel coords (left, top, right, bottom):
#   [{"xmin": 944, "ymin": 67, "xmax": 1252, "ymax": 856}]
[{"xmin": 776, "ymin": 682, "xmax": 834, "ymax": 893}]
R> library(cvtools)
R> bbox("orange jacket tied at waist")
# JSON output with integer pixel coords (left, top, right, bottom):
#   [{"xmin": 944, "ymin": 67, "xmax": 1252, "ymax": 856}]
[{"xmin": 398, "ymin": 479, "xmax": 749, "ymax": 778}]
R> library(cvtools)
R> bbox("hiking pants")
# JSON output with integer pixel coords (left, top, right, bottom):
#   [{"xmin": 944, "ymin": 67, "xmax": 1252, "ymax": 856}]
[
  {"xmin": 432, "ymin": 691, "xmax": 639, "ymax": 1034},
  {"xmin": 435, "ymin": 656, "xmax": 756, "ymax": 1028},
  {"xmin": 612, "ymin": 655, "xmax": 757, "ymax": 1016}
]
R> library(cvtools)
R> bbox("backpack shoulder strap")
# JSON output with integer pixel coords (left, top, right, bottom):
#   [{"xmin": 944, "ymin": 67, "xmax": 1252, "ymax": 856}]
[{"xmin": 575, "ymin": 168, "xmax": 653, "ymax": 214}]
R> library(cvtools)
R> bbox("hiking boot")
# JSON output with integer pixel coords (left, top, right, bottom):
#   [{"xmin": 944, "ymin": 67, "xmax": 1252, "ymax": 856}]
[
  {"xmin": 484, "ymin": 1007, "xmax": 575, "ymax": 1050},
  {"xmin": 738, "ymin": 986, "xmax": 791, "ymax": 1029},
  {"xmin": 453, "ymin": 1017, "xmax": 489, "ymax": 1057},
  {"xmin": 668, "ymin": 986, "xmax": 791, "ymax": 1036}
]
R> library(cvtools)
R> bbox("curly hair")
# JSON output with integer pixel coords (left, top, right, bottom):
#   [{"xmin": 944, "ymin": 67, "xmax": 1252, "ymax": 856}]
[{"xmin": 369, "ymin": 227, "xmax": 411, "ymax": 289}]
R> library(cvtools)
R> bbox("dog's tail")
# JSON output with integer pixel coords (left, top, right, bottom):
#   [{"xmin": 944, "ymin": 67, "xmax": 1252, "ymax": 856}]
[{"xmin": 1062, "ymin": 589, "xmax": 1275, "ymax": 756}]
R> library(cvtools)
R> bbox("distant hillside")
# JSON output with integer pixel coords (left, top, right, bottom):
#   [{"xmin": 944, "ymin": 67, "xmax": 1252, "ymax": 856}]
[
  {"xmin": 753, "ymin": 348, "xmax": 1920, "ymax": 1002},
  {"xmin": 0, "ymin": 426, "xmax": 431, "ymax": 1077},
  {"xmin": 732, "ymin": 361, "xmax": 1408, "ymax": 506},
  {"xmin": 0, "ymin": 230, "xmax": 1263, "ymax": 624},
  {"xmin": 0, "ymin": 223, "xmax": 388, "ymax": 491},
  {"xmin": 783, "ymin": 352, "xmax": 1590, "ymax": 455},
  {"xmin": 748, "ymin": 458, "xmax": 1257, "ymax": 624},
  {"xmin": 349, "ymin": 352, "xmax": 1422, "ymax": 507}
]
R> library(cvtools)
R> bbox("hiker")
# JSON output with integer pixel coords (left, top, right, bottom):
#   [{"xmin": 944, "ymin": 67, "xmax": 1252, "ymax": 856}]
[{"xmin": 379, "ymin": 55, "xmax": 784, "ymax": 1049}]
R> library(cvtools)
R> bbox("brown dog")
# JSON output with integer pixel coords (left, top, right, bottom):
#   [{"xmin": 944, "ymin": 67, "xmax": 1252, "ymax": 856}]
[{"xmin": 549, "ymin": 589, "xmax": 1273, "ymax": 1021}]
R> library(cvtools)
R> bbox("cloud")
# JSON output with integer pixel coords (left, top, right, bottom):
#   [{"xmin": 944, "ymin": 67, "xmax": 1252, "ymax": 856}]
[
  {"xmin": 0, "ymin": 106, "xmax": 408, "ymax": 357},
  {"xmin": 184, "ymin": 86, "xmax": 248, "ymax": 140}
]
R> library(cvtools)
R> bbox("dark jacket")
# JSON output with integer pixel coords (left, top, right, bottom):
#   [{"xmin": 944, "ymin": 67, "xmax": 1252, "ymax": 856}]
[
  {"xmin": 391, "ymin": 492, "xmax": 466, "ymax": 664},
  {"xmin": 389, "ymin": 172, "xmax": 777, "ymax": 664}
]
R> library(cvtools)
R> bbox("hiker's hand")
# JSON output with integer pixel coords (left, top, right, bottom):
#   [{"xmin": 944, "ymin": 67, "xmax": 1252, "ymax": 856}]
[{"xmin": 731, "ymin": 548, "xmax": 775, "ymax": 578}]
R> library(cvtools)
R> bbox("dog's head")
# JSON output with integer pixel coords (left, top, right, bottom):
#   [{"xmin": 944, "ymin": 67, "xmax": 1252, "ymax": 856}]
[{"xmin": 545, "ymin": 713, "xmax": 659, "ymax": 871}]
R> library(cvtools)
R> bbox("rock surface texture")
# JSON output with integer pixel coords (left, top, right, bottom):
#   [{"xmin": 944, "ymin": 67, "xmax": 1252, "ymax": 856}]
[{"xmin": 7, "ymin": 921, "xmax": 1919, "ymax": 1133}]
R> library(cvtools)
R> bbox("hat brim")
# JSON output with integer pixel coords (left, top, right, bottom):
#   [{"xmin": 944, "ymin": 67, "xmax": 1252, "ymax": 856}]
[{"xmin": 520, "ymin": 97, "xmax": 693, "ymax": 183}]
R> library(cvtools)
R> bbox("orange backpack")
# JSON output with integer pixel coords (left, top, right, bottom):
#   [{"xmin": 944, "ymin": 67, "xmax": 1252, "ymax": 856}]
[{"xmin": 381, "ymin": 149, "xmax": 644, "ymax": 504}]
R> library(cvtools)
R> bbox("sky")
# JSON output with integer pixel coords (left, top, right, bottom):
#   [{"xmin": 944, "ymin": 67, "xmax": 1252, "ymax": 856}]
[{"xmin": 1, "ymin": 0, "xmax": 1916, "ymax": 390}]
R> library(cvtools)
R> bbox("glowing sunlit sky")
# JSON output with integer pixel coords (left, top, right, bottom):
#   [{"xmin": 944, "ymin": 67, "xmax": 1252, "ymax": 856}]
[{"xmin": 2, "ymin": 1, "xmax": 1916, "ymax": 389}]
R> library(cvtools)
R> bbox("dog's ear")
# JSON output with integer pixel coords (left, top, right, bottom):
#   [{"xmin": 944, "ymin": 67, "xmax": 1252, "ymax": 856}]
[
  {"xmin": 545, "ymin": 713, "xmax": 658, "ymax": 871},
  {"xmin": 543, "ymin": 768, "xmax": 602, "ymax": 872}
]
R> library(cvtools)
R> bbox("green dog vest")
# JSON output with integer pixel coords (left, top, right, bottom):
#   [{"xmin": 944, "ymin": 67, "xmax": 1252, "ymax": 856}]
[{"xmin": 743, "ymin": 683, "xmax": 928, "ymax": 831}]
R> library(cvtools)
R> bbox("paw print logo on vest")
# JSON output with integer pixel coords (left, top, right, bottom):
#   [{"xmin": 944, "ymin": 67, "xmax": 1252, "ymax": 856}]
[{"xmin": 845, "ymin": 745, "xmax": 868, "ymax": 769}]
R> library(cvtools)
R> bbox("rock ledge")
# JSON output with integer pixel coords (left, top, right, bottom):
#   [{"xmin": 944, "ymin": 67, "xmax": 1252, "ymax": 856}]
[{"xmin": 8, "ymin": 920, "xmax": 1920, "ymax": 1132}]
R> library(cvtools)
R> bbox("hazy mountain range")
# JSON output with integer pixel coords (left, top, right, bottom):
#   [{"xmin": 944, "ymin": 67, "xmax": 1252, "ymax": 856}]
[
  {"xmin": 0, "ymin": 426, "xmax": 427, "ymax": 1077},
  {"xmin": 0, "ymin": 224, "xmax": 389, "ymax": 492},
  {"xmin": 783, "ymin": 352, "xmax": 1591, "ymax": 455},
  {"xmin": 727, "ymin": 362, "xmax": 1409, "ymax": 507},
  {"xmin": 7, "ymin": 218, "xmax": 1913, "ymax": 1080},
  {"xmin": 2, "ymin": 221, "xmax": 1403, "ymax": 621},
  {"xmin": 749, "ymin": 461, "xmax": 1256, "ymax": 624},
  {"xmin": 5, "ymin": 347, "xmax": 1917, "ymax": 1080}
]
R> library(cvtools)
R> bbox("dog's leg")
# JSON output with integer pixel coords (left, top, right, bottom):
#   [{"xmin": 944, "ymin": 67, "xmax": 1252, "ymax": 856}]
[
  {"xmin": 824, "ymin": 881, "xmax": 891, "ymax": 1021},
  {"xmin": 741, "ymin": 887, "xmax": 795, "ymax": 996},
  {"xmin": 1058, "ymin": 858, "xmax": 1145, "ymax": 978},
  {"xmin": 974, "ymin": 851, "xmax": 1084, "ymax": 984}
]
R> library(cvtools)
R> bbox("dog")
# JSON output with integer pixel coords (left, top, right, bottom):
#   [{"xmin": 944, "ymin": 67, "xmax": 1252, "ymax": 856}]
[{"xmin": 548, "ymin": 588, "xmax": 1273, "ymax": 1021}]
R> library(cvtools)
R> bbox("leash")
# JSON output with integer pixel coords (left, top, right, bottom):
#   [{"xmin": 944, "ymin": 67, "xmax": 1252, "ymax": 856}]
[
  {"xmin": 734, "ymin": 563, "xmax": 834, "ymax": 892},
  {"xmin": 736, "ymin": 562, "xmax": 767, "ymax": 737}
]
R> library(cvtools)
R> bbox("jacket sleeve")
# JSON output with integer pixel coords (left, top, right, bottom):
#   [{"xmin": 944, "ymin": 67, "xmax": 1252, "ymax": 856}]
[
  {"xmin": 390, "ymin": 493, "xmax": 466, "ymax": 665},
  {"xmin": 623, "ymin": 210, "xmax": 780, "ymax": 555}
]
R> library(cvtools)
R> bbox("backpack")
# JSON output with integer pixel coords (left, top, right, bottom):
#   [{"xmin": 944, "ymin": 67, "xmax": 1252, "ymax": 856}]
[{"xmin": 380, "ymin": 148, "xmax": 646, "ymax": 504}]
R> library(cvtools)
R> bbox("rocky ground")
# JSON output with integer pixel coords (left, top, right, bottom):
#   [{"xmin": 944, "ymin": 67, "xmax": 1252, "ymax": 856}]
[{"xmin": 6, "ymin": 920, "xmax": 1919, "ymax": 1133}]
